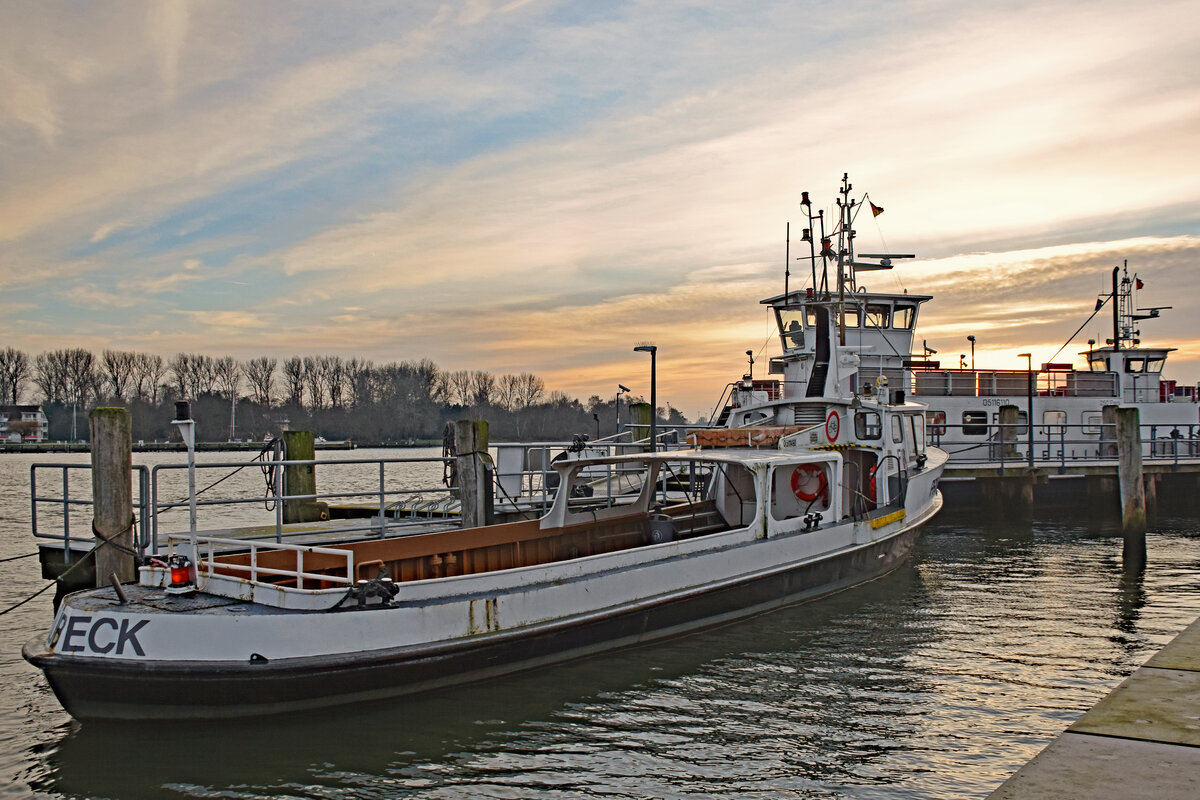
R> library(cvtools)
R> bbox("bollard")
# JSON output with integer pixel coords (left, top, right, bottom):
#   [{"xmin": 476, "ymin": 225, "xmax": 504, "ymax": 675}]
[
  {"xmin": 1115, "ymin": 406, "xmax": 1146, "ymax": 564},
  {"xmin": 89, "ymin": 407, "xmax": 135, "ymax": 585},
  {"xmin": 454, "ymin": 419, "xmax": 491, "ymax": 529}
]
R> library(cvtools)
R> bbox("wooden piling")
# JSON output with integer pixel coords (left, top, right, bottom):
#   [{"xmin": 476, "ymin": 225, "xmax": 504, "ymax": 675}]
[
  {"xmin": 999, "ymin": 405, "xmax": 1021, "ymax": 459},
  {"xmin": 454, "ymin": 419, "xmax": 492, "ymax": 529},
  {"xmin": 282, "ymin": 430, "xmax": 328, "ymax": 523},
  {"xmin": 89, "ymin": 407, "xmax": 135, "ymax": 585},
  {"xmin": 629, "ymin": 402, "xmax": 652, "ymax": 448},
  {"xmin": 1115, "ymin": 406, "xmax": 1146, "ymax": 562},
  {"xmin": 1101, "ymin": 405, "xmax": 1119, "ymax": 457}
]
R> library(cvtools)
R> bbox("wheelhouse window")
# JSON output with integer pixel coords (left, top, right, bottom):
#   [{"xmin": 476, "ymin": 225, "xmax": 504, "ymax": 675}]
[
  {"xmin": 962, "ymin": 410, "xmax": 988, "ymax": 435},
  {"xmin": 863, "ymin": 304, "xmax": 891, "ymax": 329},
  {"xmin": 1089, "ymin": 355, "xmax": 1110, "ymax": 371},
  {"xmin": 1124, "ymin": 357, "xmax": 1145, "ymax": 373},
  {"xmin": 893, "ymin": 305, "xmax": 916, "ymax": 330},
  {"xmin": 891, "ymin": 415, "xmax": 904, "ymax": 443},
  {"xmin": 777, "ymin": 309, "xmax": 806, "ymax": 350},
  {"xmin": 907, "ymin": 414, "xmax": 924, "ymax": 454},
  {"xmin": 1146, "ymin": 357, "xmax": 1165, "ymax": 373},
  {"xmin": 841, "ymin": 309, "xmax": 860, "ymax": 328},
  {"xmin": 855, "ymin": 411, "xmax": 882, "ymax": 440}
]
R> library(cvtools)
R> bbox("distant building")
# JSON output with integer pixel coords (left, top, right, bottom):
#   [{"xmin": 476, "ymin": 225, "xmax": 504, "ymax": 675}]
[{"xmin": 0, "ymin": 405, "xmax": 49, "ymax": 442}]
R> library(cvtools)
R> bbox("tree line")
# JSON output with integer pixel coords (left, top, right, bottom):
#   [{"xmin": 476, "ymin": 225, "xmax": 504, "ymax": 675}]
[{"xmin": 0, "ymin": 346, "xmax": 688, "ymax": 444}]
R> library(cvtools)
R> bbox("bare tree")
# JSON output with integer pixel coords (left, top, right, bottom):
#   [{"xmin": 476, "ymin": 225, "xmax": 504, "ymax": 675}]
[
  {"xmin": 345, "ymin": 358, "xmax": 373, "ymax": 407},
  {"xmin": 470, "ymin": 371, "xmax": 495, "ymax": 406},
  {"xmin": 133, "ymin": 353, "xmax": 167, "ymax": 403},
  {"xmin": 282, "ymin": 357, "xmax": 305, "ymax": 407},
  {"xmin": 0, "ymin": 346, "xmax": 31, "ymax": 404},
  {"xmin": 303, "ymin": 356, "xmax": 329, "ymax": 409},
  {"xmin": 169, "ymin": 353, "xmax": 193, "ymax": 398},
  {"xmin": 213, "ymin": 356, "xmax": 241, "ymax": 399},
  {"xmin": 192, "ymin": 354, "xmax": 218, "ymax": 395},
  {"xmin": 511, "ymin": 373, "xmax": 545, "ymax": 409},
  {"xmin": 444, "ymin": 370, "xmax": 472, "ymax": 407},
  {"xmin": 34, "ymin": 351, "xmax": 69, "ymax": 403},
  {"xmin": 326, "ymin": 356, "xmax": 347, "ymax": 409},
  {"xmin": 101, "ymin": 349, "xmax": 137, "ymax": 400},
  {"xmin": 243, "ymin": 356, "xmax": 277, "ymax": 406}
]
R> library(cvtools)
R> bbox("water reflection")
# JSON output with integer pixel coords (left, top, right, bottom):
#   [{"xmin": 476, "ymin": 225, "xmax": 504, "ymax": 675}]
[{"xmin": 20, "ymin": 518, "xmax": 1200, "ymax": 800}]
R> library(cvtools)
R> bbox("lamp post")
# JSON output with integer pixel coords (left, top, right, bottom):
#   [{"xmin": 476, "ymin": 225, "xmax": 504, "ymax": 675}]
[
  {"xmin": 967, "ymin": 335, "xmax": 976, "ymax": 370},
  {"xmin": 171, "ymin": 400, "xmax": 198, "ymax": 532},
  {"xmin": 633, "ymin": 345, "xmax": 657, "ymax": 451},
  {"xmin": 1018, "ymin": 353, "xmax": 1033, "ymax": 468},
  {"xmin": 616, "ymin": 384, "xmax": 630, "ymax": 437}
]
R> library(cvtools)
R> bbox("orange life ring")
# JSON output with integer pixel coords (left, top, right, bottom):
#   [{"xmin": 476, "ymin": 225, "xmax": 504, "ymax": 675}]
[
  {"xmin": 790, "ymin": 464, "xmax": 827, "ymax": 503},
  {"xmin": 867, "ymin": 464, "xmax": 879, "ymax": 502}
]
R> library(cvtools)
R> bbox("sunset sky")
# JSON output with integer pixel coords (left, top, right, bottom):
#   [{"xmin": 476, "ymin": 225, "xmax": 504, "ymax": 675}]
[{"xmin": 2, "ymin": 0, "xmax": 1198, "ymax": 418}]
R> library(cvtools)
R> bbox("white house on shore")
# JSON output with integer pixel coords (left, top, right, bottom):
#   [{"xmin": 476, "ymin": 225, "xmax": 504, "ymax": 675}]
[{"xmin": 0, "ymin": 405, "xmax": 49, "ymax": 442}]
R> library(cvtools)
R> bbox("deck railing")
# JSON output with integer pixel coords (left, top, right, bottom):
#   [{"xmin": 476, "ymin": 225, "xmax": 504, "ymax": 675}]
[{"xmin": 927, "ymin": 422, "xmax": 1200, "ymax": 469}]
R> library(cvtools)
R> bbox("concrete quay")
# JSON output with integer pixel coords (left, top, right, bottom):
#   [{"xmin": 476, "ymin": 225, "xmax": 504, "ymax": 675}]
[{"xmin": 988, "ymin": 615, "xmax": 1200, "ymax": 798}]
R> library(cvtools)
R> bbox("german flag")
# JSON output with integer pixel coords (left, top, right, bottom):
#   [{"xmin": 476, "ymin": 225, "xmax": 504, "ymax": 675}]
[{"xmin": 869, "ymin": 201, "xmax": 884, "ymax": 217}]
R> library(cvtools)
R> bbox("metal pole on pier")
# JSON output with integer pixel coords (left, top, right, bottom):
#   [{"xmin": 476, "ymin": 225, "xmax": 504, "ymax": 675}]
[{"xmin": 89, "ymin": 407, "xmax": 135, "ymax": 585}]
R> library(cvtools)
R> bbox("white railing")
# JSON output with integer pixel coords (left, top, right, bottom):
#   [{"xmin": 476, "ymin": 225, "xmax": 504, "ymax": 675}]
[{"xmin": 172, "ymin": 535, "xmax": 355, "ymax": 591}]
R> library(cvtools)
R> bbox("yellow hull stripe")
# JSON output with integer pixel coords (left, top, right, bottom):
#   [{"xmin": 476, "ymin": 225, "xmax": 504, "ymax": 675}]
[{"xmin": 869, "ymin": 509, "xmax": 906, "ymax": 529}]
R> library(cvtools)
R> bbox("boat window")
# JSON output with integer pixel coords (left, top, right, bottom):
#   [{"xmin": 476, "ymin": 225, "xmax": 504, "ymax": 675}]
[
  {"xmin": 999, "ymin": 410, "xmax": 1029, "ymax": 436},
  {"xmin": 1146, "ymin": 357, "xmax": 1165, "ymax": 373},
  {"xmin": 1082, "ymin": 411, "xmax": 1103, "ymax": 434},
  {"xmin": 891, "ymin": 415, "xmax": 903, "ymax": 443},
  {"xmin": 863, "ymin": 304, "xmax": 890, "ymax": 329},
  {"xmin": 1124, "ymin": 357, "xmax": 1145, "ymax": 373},
  {"xmin": 926, "ymin": 410, "xmax": 946, "ymax": 436},
  {"xmin": 841, "ymin": 309, "xmax": 860, "ymax": 328},
  {"xmin": 908, "ymin": 414, "xmax": 925, "ymax": 454},
  {"xmin": 806, "ymin": 307, "xmax": 821, "ymax": 328},
  {"xmin": 893, "ymin": 305, "xmax": 915, "ymax": 329},
  {"xmin": 855, "ymin": 411, "xmax": 882, "ymax": 440},
  {"xmin": 1089, "ymin": 355, "xmax": 1109, "ymax": 371},
  {"xmin": 777, "ymin": 309, "xmax": 806, "ymax": 350},
  {"xmin": 962, "ymin": 410, "xmax": 988, "ymax": 435},
  {"xmin": 1043, "ymin": 410, "xmax": 1066, "ymax": 434}
]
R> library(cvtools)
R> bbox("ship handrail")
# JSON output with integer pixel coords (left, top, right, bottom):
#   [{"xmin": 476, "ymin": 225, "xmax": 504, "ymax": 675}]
[{"xmin": 169, "ymin": 534, "xmax": 356, "ymax": 591}]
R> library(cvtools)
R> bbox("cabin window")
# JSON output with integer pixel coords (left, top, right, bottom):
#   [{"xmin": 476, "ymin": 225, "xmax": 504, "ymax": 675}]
[
  {"xmin": 1146, "ymin": 357, "xmax": 1165, "ymax": 373},
  {"xmin": 841, "ymin": 309, "xmax": 860, "ymax": 328},
  {"xmin": 1089, "ymin": 355, "xmax": 1110, "ymax": 371},
  {"xmin": 1082, "ymin": 411, "xmax": 1103, "ymax": 434},
  {"xmin": 1042, "ymin": 410, "xmax": 1066, "ymax": 435},
  {"xmin": 855, "ymin": 411, "xmax": 882, "ymax": 440},
  {"xmin": 863, "ymin": 304, "xmax": 891, "ymax": 329},
  {"xmin": 907, "ymin": 414, "xmax": 924, "ymax": 454},
  {"xmin": 893, "ymin": 305, "xmax": 915, "ymax": 329},
  {"xmin": 777, "ymin": 309, "xmax": 806, "ymax": 350},
  {"xmin": 806, "ymin": 307, "xmax": 821, "ymax": 328},
  {"xmin": 1124, "ymin": 357, "xmax": 1145, "ymax": 373},
  {"xmin": 962, "ymin": 410, "xmax": 988, "ymax": 435},
  {"xmin": 891, "ymin": 415, "xmax": 904, "ymax": 443}
]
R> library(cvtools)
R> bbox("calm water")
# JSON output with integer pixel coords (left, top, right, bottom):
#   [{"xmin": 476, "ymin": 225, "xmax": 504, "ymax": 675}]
[{"xmin": 2, "ymin": 450, "xmax": 1199, "ymax": 799}]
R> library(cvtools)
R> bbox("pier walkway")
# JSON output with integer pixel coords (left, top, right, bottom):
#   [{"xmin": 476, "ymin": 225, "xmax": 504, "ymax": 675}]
[{"xmin": 988, "ymin": 615, "xmax": 1200, "ymax": 798}]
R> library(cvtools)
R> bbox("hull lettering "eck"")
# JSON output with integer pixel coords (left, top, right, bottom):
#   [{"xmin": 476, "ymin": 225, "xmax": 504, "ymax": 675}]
[{"xmin": 60, "ymin": 616, "xmax": 150, "ymax": 657}]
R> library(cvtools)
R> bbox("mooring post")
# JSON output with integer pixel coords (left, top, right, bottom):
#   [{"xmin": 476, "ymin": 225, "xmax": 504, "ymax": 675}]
[
  {"xmin": 629, "ymin": 402, "xmax": 652, "ymax": 450},
  {"xmin": 89, "ymin": 407, "xmax": 135, "ymax": 585},
  {"xmin": 998, "ymin": 405, "xmax": 1021, "ymax": 460},
  {"xmin": 1115, "ymin": 406, "xmax": 1146, "ymax": 563},
  {"xmin": 282, "ymin": 430, "xmax": 328, "ymax": 523},
  {"xmin": 454, "ymin": 419, "xmax": 492, "ymax": 528},
  {"xmin": 1101, "ymin": 405, "xmax": 1119, "ymax": 457}
]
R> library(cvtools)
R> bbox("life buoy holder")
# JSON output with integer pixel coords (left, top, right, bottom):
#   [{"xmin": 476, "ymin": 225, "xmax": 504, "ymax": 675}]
[
  {"xmin": 867, "ymin": 463, "xmax": 879, "ymax": 503},
  {"xmin": 790, "ymin": 463, "xmax": 828, "ymax": 503},
  {"xmin": 826, "ymin": 410, "xmax": 840, "ymax": 442}
]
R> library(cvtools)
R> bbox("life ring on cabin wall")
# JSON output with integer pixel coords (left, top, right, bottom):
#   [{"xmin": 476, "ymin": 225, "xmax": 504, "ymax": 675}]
[
  {"xmin": 790, "ymin": 463, "xmax": 828, "ymax": 503},
  {"xmin": 867, "ymin": 463, "xmax": 879, "ymax": 503},
  {"xmin": 826, "ymin": 410, "xmax": 840, "ymax": 442}
]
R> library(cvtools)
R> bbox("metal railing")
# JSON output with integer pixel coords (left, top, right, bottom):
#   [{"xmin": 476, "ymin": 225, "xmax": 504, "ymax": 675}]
[
  {"xmin": 927, "ymin": 422, "xmax": 1200, "ymax": 470},
  {"xmin": 176, "ymin": 535, "xmax": 356, "ymax": 591},
  {"xmin": 30, "ymin": 463, "xmax": 151, "ymax": 560}
]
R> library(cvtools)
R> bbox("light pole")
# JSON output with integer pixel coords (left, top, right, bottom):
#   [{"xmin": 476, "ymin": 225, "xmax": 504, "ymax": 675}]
[
  {"xmin": 1018, "ymin": 353, "xmax": 1033, "ymax": 467},
  {"xmin": 633, "ymin": 345, "xmax": 657, "ymax": 451},
  {"xmin": 967, "ymin": 335, "xmax": 976, "ymax": 370},
  {"xmin": 171, "ymin": 400, "xmax": 198, "ymax": 532},
  {"xmin": 616, "ymin": 384, "xmax": 630, "ymax": 437}
]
